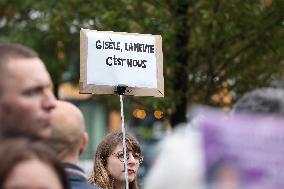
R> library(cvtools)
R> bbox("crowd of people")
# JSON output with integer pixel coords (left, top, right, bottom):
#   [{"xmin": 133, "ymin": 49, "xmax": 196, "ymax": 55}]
[
  {"xmin": 143, "ymin": 88, "xmax": 284, "ymax": 189},
  {"xmin": 1, "ymin": 42, "xmax": 283, "ymax": 189},
  {"xmin": 0, "ymin": 43, "xmax": 143, "ymax": 189}
]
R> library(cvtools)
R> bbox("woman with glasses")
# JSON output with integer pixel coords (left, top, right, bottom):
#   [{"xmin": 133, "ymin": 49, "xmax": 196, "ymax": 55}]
[{"xmin": 89, "ymin": 132, "xmax": 143, "ymax": 189}]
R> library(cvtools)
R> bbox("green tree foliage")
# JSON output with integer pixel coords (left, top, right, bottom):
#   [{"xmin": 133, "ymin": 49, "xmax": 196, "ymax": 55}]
[{"xmin": 1, "ymin": 0, "xmax": 283, "ymax": 126}]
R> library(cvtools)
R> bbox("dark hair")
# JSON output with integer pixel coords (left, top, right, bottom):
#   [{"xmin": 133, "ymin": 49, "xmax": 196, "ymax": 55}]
[
  {"xmin": 0, "ymin": 138, "xmax": 69, "ymax": 189},
  {"xmin": 89, "ymin": 132, "xmax": 142, "ymax": 189},
  {"xmin": 232, "ymin": 88, "xmax": 284, "ymax": 115},
  {"xmin": 0, "ymin": 43, "xmax": 38, "ymax": 95}
]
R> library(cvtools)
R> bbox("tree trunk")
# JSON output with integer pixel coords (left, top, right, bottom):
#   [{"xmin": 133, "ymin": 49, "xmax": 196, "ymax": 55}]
[{"xmin": 170, "ymin": 1, "xmax": 191, "ymax": 127}]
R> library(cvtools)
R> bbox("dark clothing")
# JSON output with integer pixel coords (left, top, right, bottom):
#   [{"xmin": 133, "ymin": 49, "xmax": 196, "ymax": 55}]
[{"xmin": 63, "ymin": 163, "xmax": 102, "ymax": 189}]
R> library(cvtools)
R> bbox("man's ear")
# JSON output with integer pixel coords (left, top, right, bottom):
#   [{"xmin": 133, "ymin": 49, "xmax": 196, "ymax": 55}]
[{"xmin": 79, "ymin": 132, "xmax": 89, "ymax": 155}]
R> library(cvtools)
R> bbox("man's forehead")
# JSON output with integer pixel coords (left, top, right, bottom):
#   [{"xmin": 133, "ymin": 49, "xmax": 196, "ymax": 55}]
[
  {"xmin": 7, "ymin": 57, "xmax": 48, "ymax": 74},
  {"xmin": 6, "ymin": 56, "xmax": 43, "ymax": 67},
  {"xmin": 1, "ymin": 57, "xmax": 51, "ymax": 88}
]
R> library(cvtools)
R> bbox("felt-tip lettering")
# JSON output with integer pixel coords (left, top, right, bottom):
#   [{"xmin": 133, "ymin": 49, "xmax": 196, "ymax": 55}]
[
  {"xmin": 106, "ymin": 55, "xmax": 146, "ymax": 69},
  {"xmin": 96, "ymin": 40, "xmax": 121, "ymax": 51},
  {"xmin": 106, "ymin": 55, "xmax": 125, "ymax": 66},
  {"xmin": 125, "ymin": 43, "xmax": 154, "ymax": 53}
]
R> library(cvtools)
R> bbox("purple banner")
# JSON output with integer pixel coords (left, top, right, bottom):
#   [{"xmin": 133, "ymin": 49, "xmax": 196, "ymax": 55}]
[{"xmin": 196, "ymin": 108, "xmax": 284, "ymax": 189}]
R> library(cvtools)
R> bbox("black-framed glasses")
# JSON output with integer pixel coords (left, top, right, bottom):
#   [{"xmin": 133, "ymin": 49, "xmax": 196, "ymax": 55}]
[{"xmin": 112, "ymin": 151, "xmax": 144, "ymax": 164}]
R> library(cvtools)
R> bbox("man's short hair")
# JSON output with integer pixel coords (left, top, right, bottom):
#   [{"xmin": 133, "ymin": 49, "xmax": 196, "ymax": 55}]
[
  {"xmin": 0, "ymin": 43, "xmax": 38, "ymax": 65},
  {"xmin": 232, "ymin": 88, "xmax": 284, "ymax": 115},
  {"xmin": 0, "ymin": 43, "xmax": 38, "ymax": 95}
]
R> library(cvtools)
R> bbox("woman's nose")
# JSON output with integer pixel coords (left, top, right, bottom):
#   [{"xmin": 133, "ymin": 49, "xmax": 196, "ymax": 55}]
[{"xmin": 127, "ymin": 153, "xmax": 136, "ymax": 164}]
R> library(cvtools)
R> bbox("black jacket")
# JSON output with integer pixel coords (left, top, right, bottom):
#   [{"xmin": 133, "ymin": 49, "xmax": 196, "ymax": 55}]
[{"xmin": 63, "ymin": 163, "xmax": 102, "ymax": 189}]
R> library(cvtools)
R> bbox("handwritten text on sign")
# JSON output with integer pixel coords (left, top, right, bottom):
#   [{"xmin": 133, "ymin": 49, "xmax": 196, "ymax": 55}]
[{"xmin": 87, "ymin": 32, "xmax": 157, "ymax": 88}]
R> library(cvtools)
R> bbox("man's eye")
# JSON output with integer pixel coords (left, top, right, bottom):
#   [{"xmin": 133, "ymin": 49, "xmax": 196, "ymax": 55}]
[
  {"xmin": 24, "ymin": 90, "xmax": 37, "ymax": 96},
  {"xmin": 23, "ymin": 87, "xmax": 43, "ymax": 96}
]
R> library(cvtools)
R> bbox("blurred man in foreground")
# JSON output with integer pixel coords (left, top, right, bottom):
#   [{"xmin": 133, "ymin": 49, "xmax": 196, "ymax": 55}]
[{"xmin": 0, "ymin": 43, "xmax": 56, "ymax": 139}]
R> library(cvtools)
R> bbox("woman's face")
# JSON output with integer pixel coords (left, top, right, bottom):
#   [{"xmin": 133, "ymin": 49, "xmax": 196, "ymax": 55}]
[
  {"xmin": 107, "ymin": 143, "xmax": 141, "ymax": 183},
  {"xmin": 4, "ymin": 159, "xmax": 63, "ymax": 189}
]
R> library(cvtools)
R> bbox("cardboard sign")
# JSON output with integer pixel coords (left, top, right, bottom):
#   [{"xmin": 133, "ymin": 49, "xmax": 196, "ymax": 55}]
[
  {"xmin": 195, "ymin": 108, "xmax": 284, "ymax": 189},
  {"xmin": 80, "ymin": 29, "xmax": 164, "ymax": 97}
]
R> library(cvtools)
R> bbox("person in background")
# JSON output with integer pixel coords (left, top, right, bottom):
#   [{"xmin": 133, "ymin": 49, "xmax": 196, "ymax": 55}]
[
  {"xmin": 232, "ymin": 87, "xmax": 284, "ymax": 115},
  {"xmin": 88, "ymin": 132, "xmax": 143, "ymax": 189},
  {"xmin": 48, "ymin": 100, "xmax": 101, "ymax": 189},
  {"xmin": 144, "ymin": 87, "xmax": 284, "ymax": 189},
  {"xmin": 0, "ymin": 138, "xmax": 69, "ymax": 189},
  {"xmin": 0, "ymin": 43, "xmax": 56, "ymax": 139},
  {"xmin": 143, "ymin": 125, "xmax": 204, "ymax": 189}
]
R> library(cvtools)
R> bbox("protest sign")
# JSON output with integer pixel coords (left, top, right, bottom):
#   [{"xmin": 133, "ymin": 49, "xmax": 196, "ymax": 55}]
[
  {"xmin": 80, "ymin": 29, "xmax": 164, "ymax": 97},
  {"xmin": 195, "ymin": 108, "xmax": 284, "ymax": 189}
]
